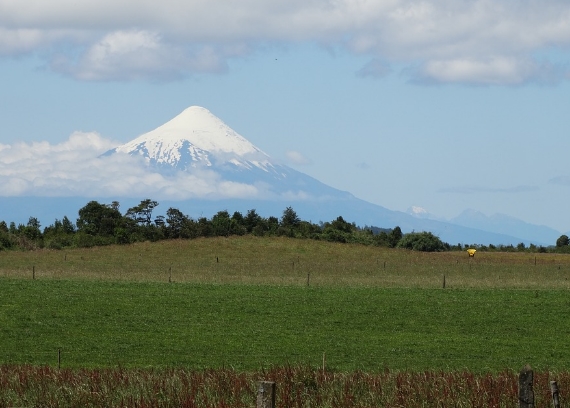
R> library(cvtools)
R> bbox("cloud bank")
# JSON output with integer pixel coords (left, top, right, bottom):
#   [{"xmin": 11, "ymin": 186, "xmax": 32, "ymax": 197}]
[
  {"xmin": 1, "ymin": 0, "xmax": 570, "ymax": 84},
  {"xmin": 0, "ymin": 133, "xmax": 262, "ymax": 200}
]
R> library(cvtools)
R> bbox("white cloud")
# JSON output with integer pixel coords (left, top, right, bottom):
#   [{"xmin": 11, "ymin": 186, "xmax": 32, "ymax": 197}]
[
  {"xmin": 51, "ymin": 30, "xmax": 229, "ymax": 81},
  {"xmin": 0, "ymin": 133, "xmax": 262, "ymax": 199},
  {"xmin": 1, "ymin": 0, "xmax": 570, "ymax": 84},
  {"xmin": 285, "ymin": 150, "xmax": 312, "ymax": 165},
  {"xmin": 0, "ymin": 28, "xmax": 55, "ymax": 55},
  {"xmin": 415, "ymin": 56, "xmax": 564, "ymax": 85}
]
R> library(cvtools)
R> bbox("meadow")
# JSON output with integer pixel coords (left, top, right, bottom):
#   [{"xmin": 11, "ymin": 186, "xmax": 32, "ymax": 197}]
[
  {"xmin": 2, "ymin": 237, "xmax": 570, "ymax": 406},
  {"xmin": 2, "ymin": 236, "xmax": 570, "ymax": 288}
]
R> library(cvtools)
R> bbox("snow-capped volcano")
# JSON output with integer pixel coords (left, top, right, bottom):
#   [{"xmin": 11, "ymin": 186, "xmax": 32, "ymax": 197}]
[
  {"xmin": 104, "ymin": 106, "xmax": 349, "ymax": 197},
  {"xmin": 107, "ymin": 106, "xmax": 276, "ymax": 173}
]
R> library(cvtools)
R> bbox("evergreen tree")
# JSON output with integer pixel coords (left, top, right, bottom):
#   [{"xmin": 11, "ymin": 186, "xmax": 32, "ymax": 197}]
[
  {"xmin": 281, "ymin": 206, "xmax": 300, "ymax": 227},
  {"xmin": 244, "ymin": 209, "xmax": 262, "ymax": 233}
]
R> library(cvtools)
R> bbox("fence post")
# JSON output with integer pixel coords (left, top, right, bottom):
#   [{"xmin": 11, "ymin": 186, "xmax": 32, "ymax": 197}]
[
  {"xmin": 551, "ymin": 381, "xmax": 561, "ymax": 408},
  {"xmin": 519, "ymin": 364, "xmax": 534, "ymax": 408},
  {"xmin": 257, "ymin": 381, "xmax": 275, "ymax": 408}
]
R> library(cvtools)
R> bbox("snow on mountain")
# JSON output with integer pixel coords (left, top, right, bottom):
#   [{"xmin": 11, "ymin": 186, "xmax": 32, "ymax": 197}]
[
  {"xmin": 406, "ymin": 206, "xmax": 430, "ymax": 218},
  {"xmin": 106, "ymin": 106, "xmax": 277, "ymax": 174},
  {"xmin": 104, "ymin": 106, "xmax": 352, "ymax": 198}
]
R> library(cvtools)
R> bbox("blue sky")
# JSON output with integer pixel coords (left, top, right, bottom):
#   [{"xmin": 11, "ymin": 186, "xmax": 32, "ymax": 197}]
[{"xmin": 2, "ymin": 0, "xmax": 570, "ymax": 231}]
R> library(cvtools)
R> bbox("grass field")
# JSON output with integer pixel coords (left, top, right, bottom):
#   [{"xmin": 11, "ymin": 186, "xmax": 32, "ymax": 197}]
[
  {"xmin": 2, "ymin": 237, "xmax": 570, "ymax": 406},
  {"xmin": 2, "ymin": 237, "xmax": 570, "ymax": 372},
  {"xmin": 2, "ymin": 279, "xmax": 570, "ymax": 373},
  {"xmin": 2, "ymin": 236, "xmax": 570, "ymax": 288}
]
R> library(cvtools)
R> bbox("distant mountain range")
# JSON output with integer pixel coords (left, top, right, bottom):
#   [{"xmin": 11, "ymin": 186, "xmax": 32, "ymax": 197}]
[
  {"xmin": 0, "ymin": 106, "xmax": 561, "ymax": 246},
  {"xmin": 405, "ymin": 207, "xmax": 561, "ymax": 247}
]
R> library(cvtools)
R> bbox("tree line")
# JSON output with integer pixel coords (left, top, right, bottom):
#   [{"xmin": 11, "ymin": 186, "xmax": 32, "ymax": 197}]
[{"xmin": 0, "ymin": 198, "xmax": 560, "ymax": 253}]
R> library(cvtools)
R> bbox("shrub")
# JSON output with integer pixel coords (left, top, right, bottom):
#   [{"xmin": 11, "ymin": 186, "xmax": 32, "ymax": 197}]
[{"xmin": 397, "ymin": 231, "xmax": 446, "ymax": 252}]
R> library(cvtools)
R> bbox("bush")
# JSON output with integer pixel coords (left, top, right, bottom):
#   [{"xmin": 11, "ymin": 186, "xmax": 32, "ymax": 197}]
[
  {"xmin": 397, "ymin": 232, "xmax": 446, "ymax": 252},
  {"xmin": 323, "ymin": 229, "xmax": 349, "ymax": 243},
  {"xmin": 0, "ymin": 231, "xmax": 14, "ymax": 250},
  {"xmin": 45, "ymin": 235, "xmax": 74, "ymax": 250}
]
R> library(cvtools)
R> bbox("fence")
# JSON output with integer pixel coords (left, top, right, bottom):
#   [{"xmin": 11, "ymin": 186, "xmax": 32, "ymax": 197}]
[
  {"xmin": 518, "ymin": 364, "xmax": 561, "ymax": 408},
  {"xmin": 254, "ymin": 365, "xmax": 561, "ymax": 408}
]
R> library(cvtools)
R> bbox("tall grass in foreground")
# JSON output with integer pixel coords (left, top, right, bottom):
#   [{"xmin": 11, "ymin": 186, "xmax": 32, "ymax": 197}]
[{"xmin": 0, "ymin": 365, "xmax": 566, "ymax": 407}]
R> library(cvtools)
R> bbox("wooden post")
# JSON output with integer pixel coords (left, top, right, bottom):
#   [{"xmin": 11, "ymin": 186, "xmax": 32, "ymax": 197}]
[
  {"xmin": 169, "ymin": 267, "xmax": 172, "ymax": 283},
  {"xmin": 307, "ymin": 272, "xmax": 310, "ymax": 287},
  {"xmin": 257, "ymin": 381, "xmax": 275, "ymax": 408},
  {"xmin": 519, "ymin": 364, "xmax": 534, "ymax": 408},
  {"xmin": 443, "ymin": 274, "xmax": 446, "ymax": 289},
  {"xmin": 551, "ymin": 381, "xmax": 561, "ymax": 408}
]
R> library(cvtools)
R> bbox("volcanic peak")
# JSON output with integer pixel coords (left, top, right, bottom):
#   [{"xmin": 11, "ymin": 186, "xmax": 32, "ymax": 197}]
[{"xmin": 111, "ymin": 106, "xmax": 273, "ymax": 171}]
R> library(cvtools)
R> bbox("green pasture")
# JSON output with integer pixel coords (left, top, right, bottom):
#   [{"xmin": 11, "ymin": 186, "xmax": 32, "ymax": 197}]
[
  {"xmin": 1, "ymin": 237, "xmax": 570, "ymax": 288},
  {"xmin": 1, "ymin": 237, "xmax": 570, "ymax": 372}
]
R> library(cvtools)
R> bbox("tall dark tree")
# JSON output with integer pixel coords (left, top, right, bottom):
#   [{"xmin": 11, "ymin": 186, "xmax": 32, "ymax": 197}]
[
  {"xmin": 61, "ymin": 216, "xmax": 76, "ymax": 234},
  {"xmin": 24, "ymin": 217, "xmax": 42, "ymax": 241},
  {"xmin": 197, "ymin": 217, "xmax": 213, "ymax": 237},
  {"xmin": 126, "ymin": 199, "xmax": 159, "ymax": 226},
  {"xmin": 267, "ymin": 216, "xmax": 279, "ymax": 235},
  {"xmin": 388, "ymin": 226, "xmax": 403, "ymax": 247},
  {"xmin": 165, "ymin": 208, "xmax": 188, "ymax": 239},
  {"xmin": 77, "ymin": 201, "xmax": 123, "ymax": 236},
  {"xmin": 280, "ymin": 207, "xmax": 300, "ymax": 228},
  {"xmin": 212, "ymin": 210, "xmax": 231, "ymax": 236},
  {"xmin": 244, "ymin": 209, "xmax": 262, "ymax": 233}
]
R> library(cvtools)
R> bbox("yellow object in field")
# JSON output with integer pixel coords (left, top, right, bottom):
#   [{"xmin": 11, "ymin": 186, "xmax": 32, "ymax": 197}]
[{"xmin": 467, "ymin": 249, "xmax": 476, "ymax": 257}]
